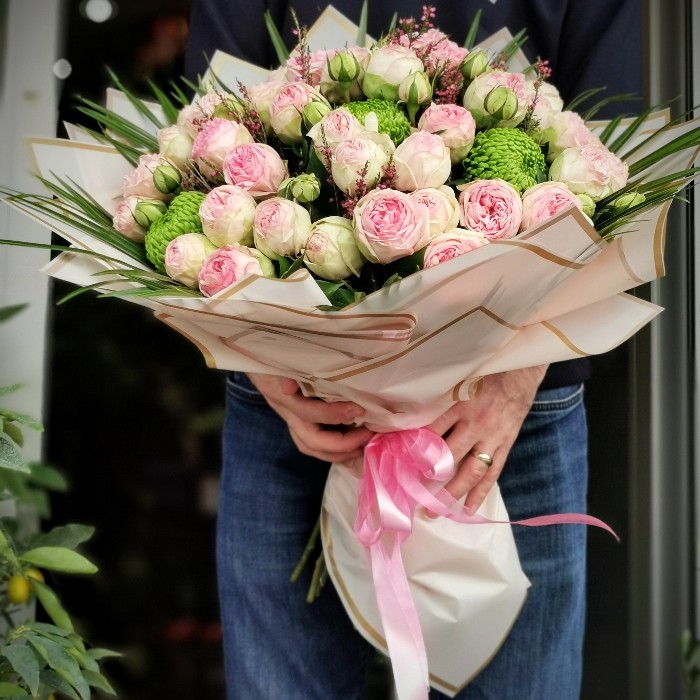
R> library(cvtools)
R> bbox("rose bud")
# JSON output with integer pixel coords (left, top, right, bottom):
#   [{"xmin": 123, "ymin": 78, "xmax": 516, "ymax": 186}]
[
  {"xmin": 577, "ymin": 193, "xmax": 596, "ymax": 218},
  {"xmin": 133, "ymin": 199, "xmax": 168, "ymax": 229},
  {"xmin": 398, "ymin": 71, "xmax": 433, "ymax": 125},
  {"xmin": 289, "ymin": 174, "xmax": 321, "ymax": 204},
  {"xmin": 302, "ymin": 98, "xmax": 332, "ymax": 129},
  {"xmin": 613, "ymin": 190, "xmax": 646, "ymax": 211},
  {"xmin": 303, "ymin": 216, "xmax": 365, "ymax": 281},
  {"xmin": 164, "ymin": 233, "xmax": 218, "ymax": 289},
  {"xmin": 461, "ymin": 49, "xmax": 490, "ymax": 81},
  {"xmin": 320, "ymin": 47, "xmax": 369, "ymax": 103},
  {"xmin": 463, "ymin": 71, "xmax": 528, "ymax": 129},
  {"xmin": 484, "ymin": 86, "xmax": 519, "ymax": 123},
  {"xmin": 122, "ymin": 153, "xmax": 173, "ymax": 200},
  {"xmin": 153, "ymin": 164, "xmax": 182, "ymax": 194}
]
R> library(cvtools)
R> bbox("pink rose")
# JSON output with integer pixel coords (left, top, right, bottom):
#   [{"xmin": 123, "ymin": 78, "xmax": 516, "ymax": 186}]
[
  {"xmin": 112, "ymin": 196, "xmax": 147, "ymax": 242},
  {"xmin": 198, "ymin": 244, "xmax": 274, "ymax": 297},
  {"xmin": 246, "ymin": 69, "xmax": 287, "ymax": 133},
  {"xmin": 520, "ymin": 182, "xmax": 584, "ymax": 231},
  {"xmin": 406, "ymin": 30, "xmax": 469, "ymax": 75},
  {"xmin": 191, "ymin": 117, "xmax": 254, "ymax": 180},
  {"xmin": 409, "ymin": 186, "xmax": 461, "ymax": 236},
  {"xmin": 269, "ymin": 82, "xmax": 327, "ymax": 145},
  {"xmin": 418, "ymin": 103, "xmax": 476, "ymax": 163},
  {"xmin": 458, "ymin": 179, "xmax": 523, "ymax": 240},
  {"xmin": 462, "ymin": 71, "xmax": 529, "ymax": 129},
  {"xmin": 122, "ymin": 153, "xmax": 172, "ymax": 201},
  {"xmin": 423, "ymin": 229, "xmax": 489, "ymax": 268},
  {"xmin": 176, "ymin": 103, "xmax": 207, "ymax": 139},
  {"xmin": 200, "ymin": 184, "xmax": 257, "ymax": 247},
  {"xmin": 285, "ymin": 48, "xmax": 329, "ymax": 86},
  {"xmin": 331, "ymin": 136, "xmax": 390, "ymax": 195},
  {"xmin": 222, "ymin": 143, "xmax": 288, "ymax": 199},
  {"xmin": 393, "ymin": 131, "xmax": 452, "ymax": 192},
  {"xmin": 253, "ymin": 197, "xmax": 312, "ymax": 259},
  {"xmin": 307, "ymin": 108, "xmax": 363, "ymax": 158},
  {"xmin": 538, "ymin": 110, "xmax": 600, "ymax": 163},
  {"xmin": 353, "ymin": 189, "xmax": 430, "ymax": 263},
  {"xmin": 526, "ymin": 80, "xmax": 564, "ymax": 126},
  {"xmin": 548, "ymin": 145, "xmax": 629, "ymax": 200},
  {"xmin": 164, "ymin": 233, "xmax": 217, "ymax": 289}
]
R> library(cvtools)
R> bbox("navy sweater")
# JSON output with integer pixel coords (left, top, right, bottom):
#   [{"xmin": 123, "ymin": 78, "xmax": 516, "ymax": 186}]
[{"xmin": 185, "ymin": 0, "xmax": 644, "ymax": 389}]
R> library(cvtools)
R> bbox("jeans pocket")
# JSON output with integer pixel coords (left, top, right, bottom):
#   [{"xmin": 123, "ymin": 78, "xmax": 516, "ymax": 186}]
[
  {"xmin": 530, "ymin": 383, "xmax": 584, "ymax": 416},
  {"xmin": 225, "ymin": 371, "xmax": 267, "ymax": 405}
]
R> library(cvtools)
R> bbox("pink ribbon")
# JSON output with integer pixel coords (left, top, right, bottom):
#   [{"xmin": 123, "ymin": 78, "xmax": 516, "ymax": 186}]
[{"xmin": 353, "ymin": 428, "xmax": 617, "ymax": 700}]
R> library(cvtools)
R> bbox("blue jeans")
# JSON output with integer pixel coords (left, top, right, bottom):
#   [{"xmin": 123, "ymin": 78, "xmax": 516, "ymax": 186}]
[{"xmin": 217, "ymin": 373, "xmax": 588, "ymax": 700}]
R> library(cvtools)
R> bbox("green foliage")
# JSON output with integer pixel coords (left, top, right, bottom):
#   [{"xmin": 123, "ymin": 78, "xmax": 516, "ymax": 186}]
[
  {"xmin": 0, "ymin": 305, "xmax": 118, "ymax": 698},
  {"xmin": 681, "ymin": 629, "xmax": 700, "ymax": 699}
]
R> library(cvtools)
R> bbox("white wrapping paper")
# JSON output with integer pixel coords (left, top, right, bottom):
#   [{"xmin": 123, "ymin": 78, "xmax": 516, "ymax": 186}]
[
  {"xmin": 5, "ymin": 7, "xmax": 699, "ymax": 696},
  {"xmin": 322, "ymin": 464, "xmax": 530, "ymax": 697}
]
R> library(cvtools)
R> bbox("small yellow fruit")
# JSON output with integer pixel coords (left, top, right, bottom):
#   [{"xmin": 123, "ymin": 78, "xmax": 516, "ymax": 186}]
[
  {"xmin": 25, "ymin": 567, "xmax": 44, "ymax": 584},
  {"xmin": 7, "ymin": 574, "xmax": 32, "ymax": 605}
]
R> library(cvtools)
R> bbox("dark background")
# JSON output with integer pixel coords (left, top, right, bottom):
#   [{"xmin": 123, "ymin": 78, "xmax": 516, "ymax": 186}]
[{"xmin": 44, "ymin": 1, "xmax": 631, "ymax": 697}]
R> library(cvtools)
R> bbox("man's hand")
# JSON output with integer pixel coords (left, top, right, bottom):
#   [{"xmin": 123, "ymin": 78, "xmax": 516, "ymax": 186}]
[
  {"xmin": 248, "ymin": 373, "xmax": 374, "ymax": 464},
  {"xmin": 427, "ymin": 365, "xmax": 548, "ymax": 514}
]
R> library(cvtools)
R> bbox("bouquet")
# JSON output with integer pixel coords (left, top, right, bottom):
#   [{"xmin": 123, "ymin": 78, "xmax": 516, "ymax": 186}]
[{"xmin": 3, "ymin": 4, "xmax": 700, "ymax": 698}]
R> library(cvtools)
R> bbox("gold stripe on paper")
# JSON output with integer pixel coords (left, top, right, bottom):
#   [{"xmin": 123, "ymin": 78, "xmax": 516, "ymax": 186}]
[
  {"xmin": 156, "ymin": 314, "xmax": 218, "ymax": 368},
  {"xmin": 326, "ymin": 306, "xmax": 520, "ymax": 382},
  {"xmin": 540, "ymin": 321, "xmax": 588, "ymax": 356}
]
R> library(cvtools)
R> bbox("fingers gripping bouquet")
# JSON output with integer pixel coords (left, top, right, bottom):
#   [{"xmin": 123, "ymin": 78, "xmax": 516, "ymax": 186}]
[{"xmin": 4, "ymin": 5, "xmax": 700, "ymax": 698}]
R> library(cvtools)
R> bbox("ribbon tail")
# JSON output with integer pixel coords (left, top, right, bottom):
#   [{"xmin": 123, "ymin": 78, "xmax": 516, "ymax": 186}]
[{"xmin": 369, "ymin": 537, "xmax": 430, "ymax": 700}]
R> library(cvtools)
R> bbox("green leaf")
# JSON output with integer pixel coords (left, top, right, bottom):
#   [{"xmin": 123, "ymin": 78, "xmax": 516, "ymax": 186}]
[
  {"xmin": 0, "ymin": 683, "xmax": 28, "ymax": 697},
  {"xmin": 0, "ymin": 305, "xmax": 27, "ymax": 324},
  {"xmin": 2, "ymin": 645, "xmax": 40, "ymax": 696},
  {"xmin": 27, "ymin": 637, "xmax": 90, "ymax": 700},
  {"xmin": 26, "ymin": 622, "xmax": 72, "ymax": 638},
  {"xmin": 357, "ymin": 0, "xmax": 368, "ymax": 47},
  {"xmin": 0, "ymin": 523, "xmax": 21, "ymax": 569},
  {"xmin": 86, "ymin": 648, "xmax": 123, "ymax": 661},
  {"xmin": 38, "ymin": 670, "xmax": 80, "ymax": 700},
  {"xmin": 0, "ymin": 410, "xmax": 43, "ymax": 433},
  {"xmin": 33, "ymin": 525, "xmax": 95, "ymax": 551},
  {"xmin": 20, "ymin": 547, "xmax": 98, "ymax": 575},
  {"xmin": 0, "ymin": 437, "xmax": 30, "ymax": 473},
  {"xmin": 26, "ymin": 462, "xmax": 68, "ymax": 492},
  {"xmin": 463, "ymin": 9, "xmax": 482, "ymax": 49},
  {"xmin": 264, "ymin": 10, "xmax": 290, "ymax": 65},
  {"xmin": 82, "ymin": 669, "xmax": 117, "ymax": 695},
  {"xmin": 31, "ymin": 581, "xmax": 74, "ymax": 632},
  {"xmin": 3, "ymin": 423, "xmax": 24, "ymax": 448}
]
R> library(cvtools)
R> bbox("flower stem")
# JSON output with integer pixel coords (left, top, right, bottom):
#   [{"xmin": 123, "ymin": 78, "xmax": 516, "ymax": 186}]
[{"xmin": 290, "ymin": 517, "xmax": 321, "ymax": 584}]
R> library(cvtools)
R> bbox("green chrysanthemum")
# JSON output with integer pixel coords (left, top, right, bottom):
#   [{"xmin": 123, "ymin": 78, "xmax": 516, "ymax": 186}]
[
  {"xmin": 145, "ymin": 190, "xmax": 206, "ymax": 273},
  {"xmin": 344, "ymin": 99, "xmax": 411, "ymax": 145},
  {"xmin": 462, "ymin": 128, "xmax": 547, "ymax": 193}
]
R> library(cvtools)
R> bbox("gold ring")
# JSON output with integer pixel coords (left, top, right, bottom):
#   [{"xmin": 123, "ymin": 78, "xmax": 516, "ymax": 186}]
[{"xmin": 470, "ymin": 449, "xmax": 493, "ymax": 467}]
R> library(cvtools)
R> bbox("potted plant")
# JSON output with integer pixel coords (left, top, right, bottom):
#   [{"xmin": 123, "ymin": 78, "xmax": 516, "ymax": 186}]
[{"xmin": 0, "ymin": 303, "xmax": 118, "ymax": 699}]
